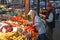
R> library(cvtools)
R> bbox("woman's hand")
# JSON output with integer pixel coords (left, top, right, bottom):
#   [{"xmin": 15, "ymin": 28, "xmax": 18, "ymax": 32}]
[{"xmin": 40, "ymin": 14, "xmax": 46, "ymax": 19}]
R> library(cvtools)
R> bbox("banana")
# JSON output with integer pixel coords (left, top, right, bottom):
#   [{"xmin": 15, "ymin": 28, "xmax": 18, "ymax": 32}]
[{"xmin": 0, "ymin": 32, "xmax": 28, "ymax": 40}]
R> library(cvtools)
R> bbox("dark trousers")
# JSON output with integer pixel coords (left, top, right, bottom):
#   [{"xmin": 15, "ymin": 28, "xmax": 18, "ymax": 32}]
[
  {"xmin": 37, "ymin": 33, "xmax": 46, "ymax": 40},
  {"xmin": 46, "ymin": 26, "xmax": 53, "ymax": 40}
]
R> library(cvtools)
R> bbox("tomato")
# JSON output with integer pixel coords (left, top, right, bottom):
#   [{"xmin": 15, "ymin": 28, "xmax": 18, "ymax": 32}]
[{"xmin": 7, "ymin": 27, "xmax": 13, "ymax": 32}]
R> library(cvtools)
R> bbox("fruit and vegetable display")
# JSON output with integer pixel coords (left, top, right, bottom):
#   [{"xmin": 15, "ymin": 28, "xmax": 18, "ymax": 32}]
[
  {"xmin": 0, "ymin": 5, "xmax": 39, "ymax": 40},
  {"xmin": 0, "ymin": 32, "xmax": 27, "ymax": 40},
  {"xmin": 10, "ymin": 16, "xmax": 29, "ymax": 25},
  {"xmin": 0, "ymin": 20, "xmax": 38, "ymax": 40}
]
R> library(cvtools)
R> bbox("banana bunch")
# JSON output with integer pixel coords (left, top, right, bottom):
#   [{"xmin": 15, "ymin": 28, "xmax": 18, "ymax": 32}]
[
  {"xmin": 0, "ymin": 32, "xmax": 27, "ymax": 40},
  {"xmin": 9, "ymin": 33, "xmax": 27, "ymax": 40}
]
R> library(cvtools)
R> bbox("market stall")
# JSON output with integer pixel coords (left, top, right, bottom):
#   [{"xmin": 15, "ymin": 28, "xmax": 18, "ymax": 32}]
[
  {"xmin": 0, "ymin": 0, "xmax": 46, "ymax": 40},
  {"xmin": 0, "ymin": 3, "xmax": 39, "ymax": 40}
]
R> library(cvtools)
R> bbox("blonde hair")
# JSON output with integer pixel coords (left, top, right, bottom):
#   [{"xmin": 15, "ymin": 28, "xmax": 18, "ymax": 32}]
[{"xmin": 28, "ymin": 10, "xmax": 37, "ymax": 15}]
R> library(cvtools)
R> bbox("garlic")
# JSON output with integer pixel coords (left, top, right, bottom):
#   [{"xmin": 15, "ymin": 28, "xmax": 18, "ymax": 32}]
[{"xmin": 13, "ymin": 27, "xmax": 18, "ymax": 32}]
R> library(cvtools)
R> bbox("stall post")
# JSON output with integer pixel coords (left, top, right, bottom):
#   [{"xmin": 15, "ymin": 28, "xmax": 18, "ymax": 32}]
[
  {"xmin": 37, "ymin": 0, "xmax": 40, "ymax": 16},
  {"xmin": 25, "ymin": 0, "xmax": 30, "ymax": 14}
]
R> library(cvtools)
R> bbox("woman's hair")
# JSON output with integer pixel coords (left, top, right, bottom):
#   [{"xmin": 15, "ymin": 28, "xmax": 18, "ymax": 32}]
[{"xmin": 28, "ymin": 10, "xmax": 37, "ymax": 15}]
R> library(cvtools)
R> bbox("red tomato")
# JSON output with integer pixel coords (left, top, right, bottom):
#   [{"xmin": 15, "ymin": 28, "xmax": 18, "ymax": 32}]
[{"xmin": 7, "ymin": 27, "xmax": 13, "ymax": 32}]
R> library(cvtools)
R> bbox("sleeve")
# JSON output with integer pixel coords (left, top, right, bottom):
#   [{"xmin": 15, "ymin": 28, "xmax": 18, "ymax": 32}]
[
  {"xmin": 34, "ymin": 16, "xmax": 46, "ymax": 33},
  {"xmin": 46, "ymin": 12, "xmax": 53, "ymax": 22},
  {"xmin": 34, "ymin": 16, "xmax": 41, "ymax": 27}
]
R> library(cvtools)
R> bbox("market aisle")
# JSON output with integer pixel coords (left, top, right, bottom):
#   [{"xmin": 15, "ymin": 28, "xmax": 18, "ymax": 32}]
[{"xmin": 53, "ymin": 15, "xmax": 60, "ymax": 40}]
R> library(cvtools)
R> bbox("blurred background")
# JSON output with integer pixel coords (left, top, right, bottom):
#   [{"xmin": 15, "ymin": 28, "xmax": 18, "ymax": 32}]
[{"xmin": 0, "ymin": 0, "xmax": 60, "ymax": 40}]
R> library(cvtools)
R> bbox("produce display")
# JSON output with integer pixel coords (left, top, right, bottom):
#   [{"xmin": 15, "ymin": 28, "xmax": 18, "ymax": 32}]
[
  {"xmin": 10, "ymin": 16, "xmax": 29, "ymax": 25},
  {"xmin": 0, "ymin": 32, "xmax": 27, "ymax": 40},
  {"xmin": 0, "ymin": 4, "xmax": 38, "ymax": 40},
  {"xmin": 24, "ymin": 25, "xmax": 38, "ymax": 38},
  {"xmin": 0, "ymin": 20, "xmax": 38, "ymax": 40}
]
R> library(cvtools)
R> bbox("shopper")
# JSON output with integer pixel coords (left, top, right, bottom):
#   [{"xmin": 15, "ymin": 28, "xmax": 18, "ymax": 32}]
[
  {"xmin": 46, "ymin": 3, "xmax": 55, "ymax": 40},
  {"xmin": 40, "ymin": 2, "xmax": 55, "ymax": 40},
  {"xmin": 28, "ymin": 9, "xmax": 46, "ymax": 40},
  {"xmin": 6, "ymin": 0, "xmax": 12, "ymax": 8},
  {"xmin": 55, "ymin": 9, "xmax": 59, "ymax": 20}
]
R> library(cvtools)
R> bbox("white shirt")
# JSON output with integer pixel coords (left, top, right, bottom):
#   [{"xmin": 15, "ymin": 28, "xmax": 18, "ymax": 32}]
[{"xmin": 46, "ymin": 12, "xmax": 53, "ymax": 22}]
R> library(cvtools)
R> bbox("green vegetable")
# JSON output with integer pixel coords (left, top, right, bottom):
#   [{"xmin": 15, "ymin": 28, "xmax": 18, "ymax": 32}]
[{"xmin": 28, "ymin": 15, "xmax": 32, "ymax": 21}]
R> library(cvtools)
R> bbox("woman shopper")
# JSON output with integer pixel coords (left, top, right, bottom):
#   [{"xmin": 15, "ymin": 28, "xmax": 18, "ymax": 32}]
[{"xmin": 28, "ymin": 9, "xmax": 46, "ymax": 40}]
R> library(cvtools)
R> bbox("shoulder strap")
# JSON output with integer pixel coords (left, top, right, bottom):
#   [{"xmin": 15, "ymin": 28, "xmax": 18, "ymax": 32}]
[{"xmin": 45, "ymin": 12, "xmax": 50, "ymax": 19}]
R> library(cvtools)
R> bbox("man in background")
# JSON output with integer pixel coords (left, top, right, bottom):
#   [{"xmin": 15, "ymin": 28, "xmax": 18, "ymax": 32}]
[{"xmin": 40, "ymin": 2, "xmax": 55, "ymax": 40}]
